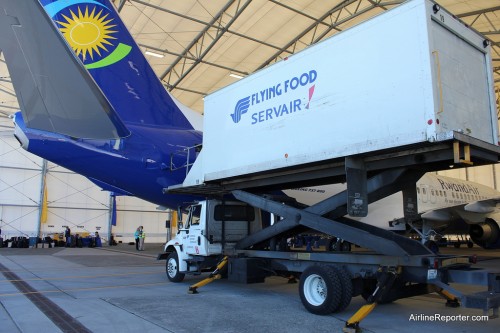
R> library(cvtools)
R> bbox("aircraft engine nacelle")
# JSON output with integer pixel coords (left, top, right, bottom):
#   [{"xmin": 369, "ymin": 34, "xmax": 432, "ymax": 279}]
[{"xmin": 469, "ymin": 218, "xmax": 500, "ymax": 249}]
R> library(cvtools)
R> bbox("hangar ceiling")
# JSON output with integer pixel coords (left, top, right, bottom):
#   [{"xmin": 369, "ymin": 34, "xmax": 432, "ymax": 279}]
[{"xmin": 0, "ymin": 0, "xmax": 499, "ymax": 118}]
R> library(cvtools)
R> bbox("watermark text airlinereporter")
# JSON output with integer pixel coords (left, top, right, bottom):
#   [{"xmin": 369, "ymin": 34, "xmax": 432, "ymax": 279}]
[{"xmin": 409, "ymin": 314, "xmax": 489, "ymax": 322}]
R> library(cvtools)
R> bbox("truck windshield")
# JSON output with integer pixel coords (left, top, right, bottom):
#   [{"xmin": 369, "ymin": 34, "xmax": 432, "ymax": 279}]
[{"xmin": 214, "ymin": 205, "xmax": 255, "ymax": 221}]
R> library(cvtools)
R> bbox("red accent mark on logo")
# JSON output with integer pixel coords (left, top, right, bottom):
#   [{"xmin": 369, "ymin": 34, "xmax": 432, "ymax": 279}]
[
  {"xmin": 427, "ymin": 119, "xmax": 433, "ymax": 125},
  {"xmin": 306, "ymin": 85, "xmax": 315, "ymax": 109}
]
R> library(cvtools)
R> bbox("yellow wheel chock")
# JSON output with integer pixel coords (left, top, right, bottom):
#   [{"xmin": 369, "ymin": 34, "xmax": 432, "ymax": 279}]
[
  {"xmin": 436, "ymin": 288, "xmax": 460, "ymax": 308},
  {"xmin": 343, "ymin": 302, "xmax": 377, "ymax": 333},
  {"xmin": 188, "ymin": 256, "xmax": 228, "ymax": 294},
  {"xmin": 344, "ymin": 267, "xmax": 400, "ymax": 332}
]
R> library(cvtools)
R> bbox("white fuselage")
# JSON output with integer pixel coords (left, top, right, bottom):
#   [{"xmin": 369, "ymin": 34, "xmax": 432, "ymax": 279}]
[{"xmin": 284, "ymin": 173, "xmax": 500, "ymax": 230}]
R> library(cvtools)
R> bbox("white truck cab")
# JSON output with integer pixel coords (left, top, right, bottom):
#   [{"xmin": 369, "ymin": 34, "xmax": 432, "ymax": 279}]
[{"xmin": 163, "ymin": 199, "xmax": 262, "ymax": 282}]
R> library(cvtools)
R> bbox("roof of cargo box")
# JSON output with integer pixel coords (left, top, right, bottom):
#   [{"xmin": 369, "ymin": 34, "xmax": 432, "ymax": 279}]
[{"xmin": 0, "ymin": 0, "xmax": 498, "ymax": 120}]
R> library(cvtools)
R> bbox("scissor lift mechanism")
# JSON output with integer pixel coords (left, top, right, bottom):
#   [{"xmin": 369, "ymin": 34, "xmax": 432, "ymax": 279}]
[{"xmin": 167, "ymin": 132, "xmax": 500, "ymax": 330}]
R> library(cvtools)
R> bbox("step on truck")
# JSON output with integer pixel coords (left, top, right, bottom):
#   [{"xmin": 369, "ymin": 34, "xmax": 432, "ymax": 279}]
[{"xmin": 158, "ymin": 0, "xmax": 500, "ymax": 331}]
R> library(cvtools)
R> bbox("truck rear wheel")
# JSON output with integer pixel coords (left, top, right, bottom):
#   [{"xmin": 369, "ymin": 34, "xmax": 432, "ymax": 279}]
[
  {"xmin": 166, "ymin": 252, "xmax": 185, "ymax": 282},
  {"xmin": 299, "ymin": 265, "xmax": 341, "ymax": 315},
  {"xmin": 335, "ymin": 266, "xmax": 353, "ymax": 312}
]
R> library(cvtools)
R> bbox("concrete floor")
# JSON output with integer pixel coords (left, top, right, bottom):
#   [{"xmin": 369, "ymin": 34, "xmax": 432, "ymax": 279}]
[{"xmin": 0, "ymin": 243, "xmax": 499, "ymax": 333}]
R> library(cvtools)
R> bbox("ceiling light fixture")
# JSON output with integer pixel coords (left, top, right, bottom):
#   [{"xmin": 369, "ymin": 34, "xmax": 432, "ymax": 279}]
[
  {"xmin": 145, "ymin": 51, "xmax": 164, "ymax": 58},
  {"xmin": 229, "ymin": 73, "xmax": 244, "ymax": 79}
]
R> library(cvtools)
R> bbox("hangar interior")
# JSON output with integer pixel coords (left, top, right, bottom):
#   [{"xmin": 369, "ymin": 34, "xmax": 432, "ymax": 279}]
[{"xmin": 0, "ymin": 0, "xmax": 499, "ymax": 245}]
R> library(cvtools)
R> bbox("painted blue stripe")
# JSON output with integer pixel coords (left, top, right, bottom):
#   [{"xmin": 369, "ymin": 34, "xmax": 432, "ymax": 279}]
[{"xmin": 44, "ymin": 0, "xmax": 107, "ymax": 17}]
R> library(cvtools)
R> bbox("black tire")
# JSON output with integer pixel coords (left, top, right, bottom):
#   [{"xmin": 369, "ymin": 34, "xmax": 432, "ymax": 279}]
[
  {"xmin": 334, "ymin": 266, "xmax": 353, "ymax": 312},
  {"xmin": 326, "ymin": 238, "xmax": 338, "ymax": 251},
  {"xmin": 453, "ymin": 242, "xmax": 461, "ymax": 248},
  {"xmin": 340, "ymin": 241, "xmax": 352, "ymax": 252},
  {"xmin": 299, "ymin": 265, "xmax": 341, "ymax": 315},
  {"xmin": 166, "ymin": 252, "xmax": 185, "ymax": 282},
  {"xmin": 467, "ymin": 241, "xmax": 474, "ymax": 248}
]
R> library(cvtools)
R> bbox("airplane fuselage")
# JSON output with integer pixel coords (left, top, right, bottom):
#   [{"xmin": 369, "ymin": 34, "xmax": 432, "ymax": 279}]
[
  {"xmin": 14, "ymin": 113, "xmax": 203, "ymax": 208},
  {"xmin": 287, "ymin": 173, "xmax": 500, "ymax": 230},
  {"xmin": 417, "ymin": 174, "xmax": 499, "ymax": 213}
]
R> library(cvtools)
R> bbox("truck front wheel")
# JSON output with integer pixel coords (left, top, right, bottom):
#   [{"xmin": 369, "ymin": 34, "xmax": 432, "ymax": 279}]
[
  {"xmin": 166, "ymin": 252, "xmax": 185, "ymax": 282},
  {"xmin": 299, "ymin": 265, "xmax": 341, "ymax": 315}
]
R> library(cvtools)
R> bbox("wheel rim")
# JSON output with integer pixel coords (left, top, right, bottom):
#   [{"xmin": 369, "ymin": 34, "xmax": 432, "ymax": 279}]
[
  {"xmin": 167, "ymin": 258, "xmax": 177, "ymax": 277},
  {"xmin": 303, "ymin": 274, "xmax": 326, "ymax": 306}
]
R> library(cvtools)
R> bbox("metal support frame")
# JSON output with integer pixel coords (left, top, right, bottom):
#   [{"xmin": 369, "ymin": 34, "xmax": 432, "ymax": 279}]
[
  {"xmin": 107, "ymin": 193, "xmax": 115, "ymax": 247},
  {"xmin": 453, "ymin": 141, "xmax": 473, "ymax": 165},
  {"xmin": 233, "ymin": 166, "xmax": 431, "ymax": 256},
  {"xmin": 258, "ymin": 0, "xmax": 405, "ymax": 70},
  {"xmin": 157, "ymin": 0, "xmax": 253, "ymax": 90},
  {"xmin": 169, "ymin": 134, "xmax": 500, "ymax": 198},
  {"xmin": 345, "ymin": 156, "xmax": 368, "ymax": 217}
]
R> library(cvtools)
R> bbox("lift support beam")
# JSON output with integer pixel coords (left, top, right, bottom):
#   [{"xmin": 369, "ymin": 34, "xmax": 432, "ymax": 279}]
[{"xmin": 234, "ymin": 167, "xmax": 432, "ymax": 256}]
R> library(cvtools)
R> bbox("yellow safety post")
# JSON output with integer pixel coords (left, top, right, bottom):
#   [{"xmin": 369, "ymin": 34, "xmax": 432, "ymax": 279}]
[{"xmin": 188, "ymin": 256, "xmax": 228, "ymax": 294}]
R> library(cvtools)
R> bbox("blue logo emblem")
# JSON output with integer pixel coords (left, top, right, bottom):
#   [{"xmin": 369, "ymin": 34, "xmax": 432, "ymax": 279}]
[
  {"xmin": 230, "ymin": 97, "xmax": 250, "ymax": 123},
  {"xmin": 229, "ymin": 70, "xmax": 317, "ymax": 125}
]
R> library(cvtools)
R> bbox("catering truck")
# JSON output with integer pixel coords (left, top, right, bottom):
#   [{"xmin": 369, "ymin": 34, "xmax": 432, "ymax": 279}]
[{"xmin": 158, "ymin": 0, "xmax": 500, "ymax": 331}]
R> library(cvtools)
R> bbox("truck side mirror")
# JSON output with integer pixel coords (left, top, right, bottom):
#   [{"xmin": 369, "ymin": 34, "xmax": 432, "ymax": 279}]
[{"xmin": 177, "ymin": 206, "xmax": 183, "ymax": 223}]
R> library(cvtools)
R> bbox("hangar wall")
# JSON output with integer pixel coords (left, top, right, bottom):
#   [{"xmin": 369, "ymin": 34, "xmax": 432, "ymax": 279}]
[{"xmin": 0, "ymin": 118, "xmax": 171, "ymax": 245}]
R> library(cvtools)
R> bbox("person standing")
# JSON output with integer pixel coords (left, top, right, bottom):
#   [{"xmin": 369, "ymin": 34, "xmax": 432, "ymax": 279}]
[
  {"xmin": 134, "ymin": 227, "xmax": 141, "ymax": 251},
  {"xmin": 94, "ymin": 232, "xmax": 102, "ymax": 247},
  {"xmin": 64, "ymin": 227, "xmax": 71, "ymax": 247},
  {"xmin": 138, "ymin": 226, "xmax": 145, "ymax": 251}
]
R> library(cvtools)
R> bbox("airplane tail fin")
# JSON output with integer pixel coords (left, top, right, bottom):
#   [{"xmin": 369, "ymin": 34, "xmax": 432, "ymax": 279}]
[
  {"xmin": 42, "ymin": 0, "xmax": 201, "ymax": 130},
  {"xmin": 0, "ymin": 0, "xmax": 129, "ymax": 139},
  {"xmin": 0, "ymin": 0, "xmax": 200, "ymax": 139}
]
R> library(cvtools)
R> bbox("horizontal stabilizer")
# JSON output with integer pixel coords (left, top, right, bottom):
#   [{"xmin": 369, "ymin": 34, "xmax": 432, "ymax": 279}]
[
  {"xmin": 88, "ymin": 177, "xmax": 133, "ymax": 196},
  {"xmin": 0, "ymin": 1, "xmax": 129, "ymax": 139}
]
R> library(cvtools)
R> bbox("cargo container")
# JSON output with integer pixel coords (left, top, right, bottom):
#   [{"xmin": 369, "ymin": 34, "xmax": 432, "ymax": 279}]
[{"xmin": 184, "ymin": 0, "xmax": 497, "ymax": 186}]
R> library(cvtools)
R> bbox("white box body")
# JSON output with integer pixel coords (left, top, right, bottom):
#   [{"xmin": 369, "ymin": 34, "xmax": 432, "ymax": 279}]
[{"xmin": 189, "ymin": 0, "xmax": 497, "ymax": 185}]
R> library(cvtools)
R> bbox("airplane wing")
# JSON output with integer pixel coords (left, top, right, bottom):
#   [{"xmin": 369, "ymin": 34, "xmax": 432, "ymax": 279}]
[
  {"xmin": 0, "ymin": 1, "xmax": 130, "ymax": 139},
  {"xmin": 464, "ymin": 197, "xmax": 500, "ymax": 214},
  {"xmin": 418, "ymin": 205, "xmax": 466, "ymax": 234},
  {"xmin": 420, "ymin": 197, "xmax": 500, "ymax": 223},
  {"xmin": 420, "ymin": 207, "xmax": 457, "ymax": 222}
]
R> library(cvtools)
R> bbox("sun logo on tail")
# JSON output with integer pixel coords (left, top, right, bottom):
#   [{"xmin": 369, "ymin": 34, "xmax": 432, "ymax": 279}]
[
  {"xmin": 56, "ymin": 6, "xmax": 116, "ymax": 61},
  {"xmin": 44, "ymin": 0, "xmax": 132, "ymax": 69}
]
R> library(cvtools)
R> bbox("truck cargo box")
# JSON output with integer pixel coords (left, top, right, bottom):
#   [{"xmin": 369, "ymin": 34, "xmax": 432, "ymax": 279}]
[{"xmin": 186, "ymin": 0, "xmax": 497, "ymax": 186}]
